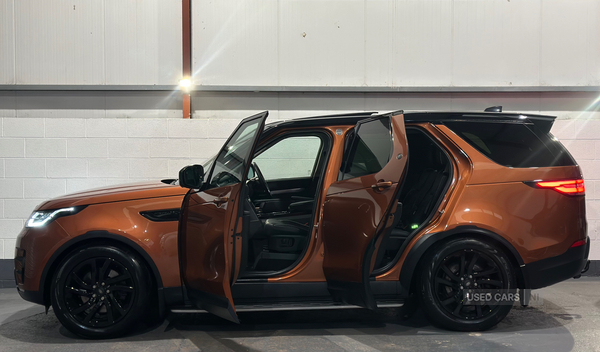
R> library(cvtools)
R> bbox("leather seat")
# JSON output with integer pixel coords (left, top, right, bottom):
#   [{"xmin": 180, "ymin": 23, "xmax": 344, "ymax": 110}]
[{"xmin": 263, "ymin": 216, "xmax": 310, "ymax": 253}]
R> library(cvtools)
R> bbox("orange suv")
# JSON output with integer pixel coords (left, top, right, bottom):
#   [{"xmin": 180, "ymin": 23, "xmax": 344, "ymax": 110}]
[{"xmin": 14, "ymin": 109, "xmax": 590, "ymax": 338}]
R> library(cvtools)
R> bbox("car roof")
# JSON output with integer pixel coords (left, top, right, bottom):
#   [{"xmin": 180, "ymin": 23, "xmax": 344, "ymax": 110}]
[{"xmin": 264, "ymin": 110, "xmax": 556, "ymax": 133}]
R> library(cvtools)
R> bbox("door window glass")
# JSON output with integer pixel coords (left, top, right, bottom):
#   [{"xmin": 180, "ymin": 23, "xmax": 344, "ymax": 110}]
[
  {"xmin": 339, "ymin": 117, "xmax": 392, "ymax": 180},
  {"xmin": 253, "ymin": 136, "xmax": 322, "ymax": 180},
  {"xmin": 205, "ymin": 118, "xmax": 262, "ymax": 189}
]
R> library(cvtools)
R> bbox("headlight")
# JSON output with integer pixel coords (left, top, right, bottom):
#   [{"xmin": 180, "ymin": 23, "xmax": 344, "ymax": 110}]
[{"xmin": 26, "ymin": 206, "xmax": 87, "ymax": 228}]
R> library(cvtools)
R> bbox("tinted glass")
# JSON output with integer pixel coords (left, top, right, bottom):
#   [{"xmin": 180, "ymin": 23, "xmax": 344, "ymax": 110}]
[
  {"xmin": 254, "ymin": 136, "xmax": 322, "ymax": 180},
  {"xmin": 205, "ymin": 118, "xmax": 262, "ymax": 189},
  {"xmin": 444, "ymin": 121, "xmax": 575, "ymax": 167},
  {"xmin": 339, "ymin": 117, "xmax": 392, "ymax": 180}
]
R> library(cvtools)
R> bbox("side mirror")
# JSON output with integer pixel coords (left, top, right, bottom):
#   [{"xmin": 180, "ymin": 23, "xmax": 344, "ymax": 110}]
[{"xmin": 179, "ymin": 164, "xmax": 204, "ymax": 189}]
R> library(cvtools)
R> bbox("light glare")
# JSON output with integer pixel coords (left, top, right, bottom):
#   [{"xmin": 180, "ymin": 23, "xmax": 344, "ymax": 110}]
[{"xmin": 179, "ymin": 79, "xmax": 192, "ymax": 88}]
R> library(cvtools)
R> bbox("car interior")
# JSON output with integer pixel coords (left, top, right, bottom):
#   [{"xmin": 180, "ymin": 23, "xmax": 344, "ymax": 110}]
[
  {"xmin": 237, "ymin": 126, "xmax": 452, "ymax": 278},
  {"xmin": 238, "ymin": 132, "xmax": 331, "ymax": 277},
  {"xmin": 372, "ymin": 127, "xmax": 453, "ymax": 273}
]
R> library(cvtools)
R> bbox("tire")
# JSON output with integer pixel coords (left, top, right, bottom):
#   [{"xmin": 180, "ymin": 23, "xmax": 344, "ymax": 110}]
[
  {"xmin": 51, "ymin": 245, "xmax": 152, "ymax": 339},
  {"xmin": 418, "ymin": 238, "xmax": 516, "ymax": 331}
]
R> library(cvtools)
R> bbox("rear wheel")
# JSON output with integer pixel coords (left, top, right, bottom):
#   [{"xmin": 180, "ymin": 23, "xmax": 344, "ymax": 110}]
[
  {"xmin": 51, "ymin": 246, "xmax": 152, "ymax": 338},
  {"xmin": 418, "ymin": 238, "xmax": 516, "ymax": 331}
]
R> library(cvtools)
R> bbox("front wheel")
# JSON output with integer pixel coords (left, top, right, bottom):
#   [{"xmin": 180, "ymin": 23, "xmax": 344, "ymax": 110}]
[
  {"xmin": 418, "ymin": 238, "xmax": 516, "ymax": 331},
  {"xmin": 51, "ymin": 246, "xmax": 152, "ymax": 338}
]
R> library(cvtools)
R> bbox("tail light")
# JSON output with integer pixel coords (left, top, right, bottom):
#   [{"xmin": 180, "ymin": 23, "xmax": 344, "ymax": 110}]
[
  {"xmin": 571, "ymin": 238, "xmax": 587, "ymax": 248},
  {"xmin": 526, "ymin": 179, "xmax": 585, "ymax": 196}
]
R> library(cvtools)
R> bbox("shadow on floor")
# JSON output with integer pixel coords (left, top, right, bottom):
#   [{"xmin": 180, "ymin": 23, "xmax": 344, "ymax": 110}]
[{"xmin": 0, "ymin": 301, "xmax": 576, "ymax": 352}]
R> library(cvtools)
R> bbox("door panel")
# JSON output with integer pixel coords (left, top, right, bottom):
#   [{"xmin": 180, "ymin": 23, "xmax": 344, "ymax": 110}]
[
  {"xmin": 179, "ymin": 111, "xmax": 268, "ymax": 323},
  {"xmin": 321, "ymin": 112, "xmax": 408, "ymax": 309},
  {"xmin": 179, "ymin": 184, "xmax": 241, "ymax": 322}
]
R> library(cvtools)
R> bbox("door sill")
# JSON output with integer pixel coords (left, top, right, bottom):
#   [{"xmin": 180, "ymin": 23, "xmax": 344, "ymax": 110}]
[{"xmin": 170, "ymin": 298, "xmax": 404, "ymax": 314}]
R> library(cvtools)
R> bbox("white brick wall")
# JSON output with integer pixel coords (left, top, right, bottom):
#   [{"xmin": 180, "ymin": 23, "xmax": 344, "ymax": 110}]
[
  {"xmin": 552, "ymin": 117, "xmax": 600, "ymax": 259},
  {"xmin": 0, "ymin": 93, "xmax": 599, "ymax": 261},
  {"xmin": 0, "ymin": 116, "xmax": 223, "ymax": 259}
]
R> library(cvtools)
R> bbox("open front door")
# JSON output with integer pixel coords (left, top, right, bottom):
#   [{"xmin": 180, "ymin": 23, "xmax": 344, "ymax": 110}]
[
  {"xmin": 321, "ymin": 111, "xmax": 408, "ymax": 309},
  {"xmin": 178, "ymin": 111, "xmax": 268, "ymax": 323}
]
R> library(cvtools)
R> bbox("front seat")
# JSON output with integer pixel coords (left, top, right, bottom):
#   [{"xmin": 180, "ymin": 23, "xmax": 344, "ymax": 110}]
[
  {"xmin": 263, "ymin": 218, "xmax": 310, "ymax": 253},
  {"xmin": 262, "ymin": 200, "xmax": 314, "ymax": 253}
]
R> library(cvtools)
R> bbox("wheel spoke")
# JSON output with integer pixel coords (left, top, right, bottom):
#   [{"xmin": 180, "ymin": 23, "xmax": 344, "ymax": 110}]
[
  {"xmin": 66, "ymin": 287, "xmax": 91, "ymax": 296},
  {"xmin": 105, "ymin": 272, "xmax": 131, "ymax": 285},
  {"xmin": 99, "ymin": 259, "xmax": 111, "ymax": 282},
  {"xmin": 460, "ymin": 252, "xmax": 466, "ymax": 276},
  {"xmin": 83, "ymin": 302, "xmax": 102, "ymax": 324},
  {"xmin": 71, "ymin": 301, "xmax": 93, "ymax": 315},
  {"xmin": 467, "ymin": 253, "xmax": 479, "ymax": 275},
  {"xmin": 475, "ymin": 305, "xmax": 483, "ymax": 318},
  {"xmin": 477, "ymin": 279, "xmax": 503, "ymax": 288},
  {"xmin": 110, "ymin": 285, "xmax": 134, "ymax": 292},
  {"xmin": 105, "ymin": 301, "xmax": 115, "ymax": 324},
  {"xmin": 90, "ymin": 259, "xmax": 98, "ymax": 283},
  {"xmin": 71, "ymin": 273, "xmax": 92, "ymax": 290},
  {"xmin": 108, "ymin": 294, "xmax": 126, "ymax": 316},
  {"xmin": 435, "ymin": 278, "xmax": 456, "ymax": 288},
  {"xmin": 453, "ymin": 301, "xmax": 464, "ymax": 315},
  {"xmin": 441, "ymin": 265, "xmax": 460, "ymax": 282},
  {"xmin": 441, "ymin": 297, "xmax": 456, "ymax": 306},
  {"xmin": 474, "ymin": 267, "xmax": 498, "ymax": 277}
]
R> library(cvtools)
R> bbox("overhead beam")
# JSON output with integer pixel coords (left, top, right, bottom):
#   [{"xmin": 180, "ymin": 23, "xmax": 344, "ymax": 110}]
[{"xmin": 0, "ymin": 85, "xmax": 599, "ymax": 93}]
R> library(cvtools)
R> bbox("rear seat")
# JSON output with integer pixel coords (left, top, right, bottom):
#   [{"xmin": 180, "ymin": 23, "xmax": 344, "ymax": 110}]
[{"xmin": 373, "ymin": 131, "xmax": 450, "ymax": 269}]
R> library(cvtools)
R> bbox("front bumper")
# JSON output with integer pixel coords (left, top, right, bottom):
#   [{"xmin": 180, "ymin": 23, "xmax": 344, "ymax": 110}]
[
  {"xmin": 16, "ymin": 287, "xmax": 44, "ymax": 305},
  {"xmin": 523, "ymin": 237, "xmax": 590, "ymax": 289}
]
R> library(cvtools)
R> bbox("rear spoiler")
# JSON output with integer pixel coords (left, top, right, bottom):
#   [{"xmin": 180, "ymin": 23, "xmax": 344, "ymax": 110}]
[
  {"xmin": 523, "ymin": 114, "xmax": 556, "ymax": 134},
  {"xmin": 484, "ymin": 106, "xmax": 557, "ymax": 133}
]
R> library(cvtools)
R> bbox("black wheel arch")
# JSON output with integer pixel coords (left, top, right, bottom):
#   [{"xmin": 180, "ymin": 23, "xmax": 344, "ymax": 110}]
[
  {"xmin": 399, "ymin": 225, "xmax": 527, "ymax": 296},
  {"xmin": 40, "ymin": 231, "xmax": 164, "ymax": 308}
]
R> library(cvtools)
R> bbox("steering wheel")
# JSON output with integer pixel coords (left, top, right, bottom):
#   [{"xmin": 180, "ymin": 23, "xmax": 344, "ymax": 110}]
[{"xmin": 251, "ymin": 162, "xmax": 271, "ymax": 197}]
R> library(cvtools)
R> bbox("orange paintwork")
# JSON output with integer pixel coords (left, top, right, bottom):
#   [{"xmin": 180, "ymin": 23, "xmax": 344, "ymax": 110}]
[
  {"xmin": 179, "ymin": 183, "xmax": 241, "ymax": 307},
  {"xmin": 321, "ymin": 113, "xmax": 408, "ymax": 283},
  {"xmin": 377, "ymin": 123, "xmax": 585, "ymax": 281},
  {"xmin": 17, "ymin": 185, "xmax": 186, "ymax": 292},
  {"xmin": 16, "ymin": 115, "xmax": 586, "ymax": 306}
]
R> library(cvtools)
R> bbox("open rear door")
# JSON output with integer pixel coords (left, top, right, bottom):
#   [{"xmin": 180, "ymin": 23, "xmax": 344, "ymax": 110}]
[
  {"xmin": 321, "ymin": 111, "xmax": 408, "ymax": 309},
  {"xmin": 178, "ymin": 111, "xmax": 268, "ymax": 322}
]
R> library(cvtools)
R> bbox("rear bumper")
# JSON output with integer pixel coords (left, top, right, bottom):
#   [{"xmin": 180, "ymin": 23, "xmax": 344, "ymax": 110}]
[{"xmin": 523, "ymin": 237, "xmax": 590, "ymax": 289}]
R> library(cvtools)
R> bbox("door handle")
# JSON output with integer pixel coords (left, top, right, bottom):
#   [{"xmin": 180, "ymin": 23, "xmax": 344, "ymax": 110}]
[
  {"xmin": 371, "ymin": 180, "xmax": 393, "ymax": 192},
  {"xmin": 212, "ymin": 196, "xmax": 229, "ymax": 206}
]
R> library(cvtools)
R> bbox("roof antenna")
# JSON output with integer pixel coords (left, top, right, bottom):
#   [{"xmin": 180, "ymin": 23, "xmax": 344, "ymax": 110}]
[{"xmin": 484, "ymin": 106, "xmax": 502, "ymax": 112}]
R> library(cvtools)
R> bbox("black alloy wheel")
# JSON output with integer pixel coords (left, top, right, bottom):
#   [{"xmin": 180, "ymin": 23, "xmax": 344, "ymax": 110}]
[
  {"xmin": 419, "ymin": 238, "xmax": 516, "ymax": 331},
  {"xmin": 433, "ymin": 248, "xmax": 506, "ymax": 320},
  {"xmin": 51, "ymin": 246, "xmax": 152, "ymax": 338},
  {"xmin": 62, "ymin": 257, "xmax": 134, "ymax": 327}
]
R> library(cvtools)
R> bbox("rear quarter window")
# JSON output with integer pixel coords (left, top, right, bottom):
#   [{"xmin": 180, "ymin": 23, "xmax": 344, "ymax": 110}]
[{"xmin": 443, "ymin": 121, "xmax": 575, "ymax": 168}]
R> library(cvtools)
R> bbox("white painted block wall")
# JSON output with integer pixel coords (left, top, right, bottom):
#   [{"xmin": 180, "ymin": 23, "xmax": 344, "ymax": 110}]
[{"xmin": 1, "ymin": 91, "xmax": 599, "ymax": 260}]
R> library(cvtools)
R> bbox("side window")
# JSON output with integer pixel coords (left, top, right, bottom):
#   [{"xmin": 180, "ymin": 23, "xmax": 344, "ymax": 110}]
[
  {"xmin": 444, "ymin": 121, "xmax": 576, "ymax": 167},
  {"xmin": 253, "ymin": 136, "xmax": 322, "ymax": 180},
  {"xmin": 339, "ymin": 117, "xmax": 392, "ymax": 180}
]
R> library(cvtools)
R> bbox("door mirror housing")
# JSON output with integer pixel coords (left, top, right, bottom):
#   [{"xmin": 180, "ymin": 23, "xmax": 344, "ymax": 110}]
[{"xmin": 179, "ymin": 164, "xmax": 204, "ymax": 189}]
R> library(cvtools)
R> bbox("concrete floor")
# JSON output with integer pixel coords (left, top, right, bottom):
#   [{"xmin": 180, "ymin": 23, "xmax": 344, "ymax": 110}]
[{"xmin": 0, "ymin": 278, "xmax": 598, "ymax": 352}]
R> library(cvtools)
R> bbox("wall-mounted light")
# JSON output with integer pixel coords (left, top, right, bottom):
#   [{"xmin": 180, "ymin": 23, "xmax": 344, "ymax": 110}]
[{"xmin": 179, "ymin": 78, "xmax": 192, "ymax": 91}]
